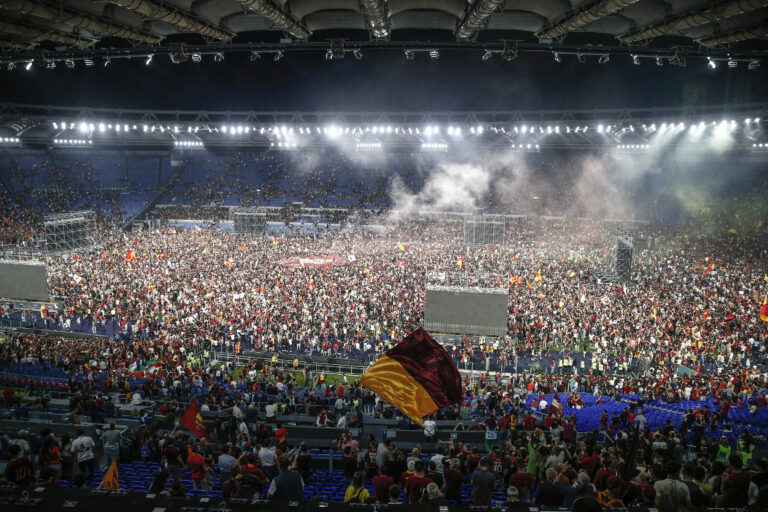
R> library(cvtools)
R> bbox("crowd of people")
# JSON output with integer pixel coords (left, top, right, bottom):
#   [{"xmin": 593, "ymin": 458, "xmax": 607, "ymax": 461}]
[{"xmin": 1, "ymin": 150, "xmax": 768, "ymax": 509}]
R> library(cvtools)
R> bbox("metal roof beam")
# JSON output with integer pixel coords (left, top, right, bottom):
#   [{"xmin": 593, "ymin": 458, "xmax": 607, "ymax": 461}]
[
  {"xmin": 359, "ymin": 0, "xmax": 390, "ymax": 40},
  {"xmin": 619, "ymin": 0, "xmax": 768, "ymax": 43},
  {"xmin": 537, "ymin": 0, "xmax": 641, "ymax": 40},
  {"xmin": 455, "ymin": 0, "xmax": 506, "ymax": 41},
  {"xmin": 697, "ymin": 22, "xmax": 768, "ymax": 46},
  {"xmin": 0, "ymin": 16, "xmax": 96, "ymax": 46},
  {"xmin": 0, "ymin": 0, "xmax": 161, "ymax": 44},
  {"xmin": 108, "ymin": 0, "xmax": 234, "ymax": 41},
  {"xmin": 236, "ymin": 0, "xmax": 310, "ymax": 40}
]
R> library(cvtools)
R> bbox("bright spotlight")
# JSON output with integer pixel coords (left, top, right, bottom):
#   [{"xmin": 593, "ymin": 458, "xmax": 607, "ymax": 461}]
[
  {"xmin": 25, "ymin": 60, "xmax": 33, "ymax": 71},
  {"xmin": 98, "ymin": 123, "xmax": 105, "ymax": 133},
  {"xmin": 429, "ymin": 50, "xmax": 439, "ymax": 59},
  {"xmin": 477, "ymin": 125, "xmax": 483, "ymax": 134},
  {"xmin": 707, "ymin": 57, "xmax": 716, "ymax": 69},
  {"xmin": 597, "ymin": 124, "xmax": 604, "ymax": 133},
  {"xmin": 656, "ymin": 57, "xmax": 663, "ymax": 66},
  {"xmin": 632, "ymin": 55, "xmax": 640, "ymax": 66},
  {"xmin": 553, "ymin": 52, "xmax": 561, "ymax": 63},
  {"xmin": 145, "ymin": 54, "xmax": 153, "ymax": 66}
]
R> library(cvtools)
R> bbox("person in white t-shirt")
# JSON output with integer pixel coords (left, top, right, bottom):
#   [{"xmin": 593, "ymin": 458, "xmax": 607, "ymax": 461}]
[
  {"xmin": 423, "ymin": 416, "xmax": 437, "ymax": 440},
  {"xmin": 71, "ymin": 429, "xmax": 96, "ymax": 478}
]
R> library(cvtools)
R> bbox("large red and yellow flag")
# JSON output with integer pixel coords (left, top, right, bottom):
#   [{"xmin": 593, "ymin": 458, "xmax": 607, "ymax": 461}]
[
  {"xmin": 534, "ymin": 269, "xmax": 543, "ymax": 284},
  {"xmin": 397, "ymin": 243, "xmax": 410, "ymax": 251},
  {"xmin": 125, "ymin": 250, "xmax": 135, "ymax": 262},
  {"xmin": 457, "ymin": 256, "xmax": 463, "ymax": 269},
  {"xmin": 760, "ymin": 295, "xmax": 768, "ymax": 323},
  {"xmin": 361, "ymin": 328, "xmax": 461, "ymax": 426},
  {"xmin": 179, "ymin": 400, "xmax": 210, "ymax": 439},
  {"xmin": 101, "ymin": 459, "xmax": 119, "ymax": 491}
]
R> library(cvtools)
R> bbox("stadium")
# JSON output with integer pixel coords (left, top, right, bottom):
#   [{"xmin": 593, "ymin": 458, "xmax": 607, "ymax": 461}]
[{"xmin": 1, "ymin": 1, "xmax": 768, "ymax": 511}]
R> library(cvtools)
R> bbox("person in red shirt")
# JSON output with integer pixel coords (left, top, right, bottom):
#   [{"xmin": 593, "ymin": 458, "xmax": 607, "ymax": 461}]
[
  {"xmin": 364, "ymin": 441, "xmax": 379, "ymax": 477},
  {"xmin": 186, "ymin": 444, "xmax": 209, "ymax": 491},
  {"xmin": 404, "ymin": 461, "xmax": 433, "ymax": 503},
  {"xmin": 508, "ymin": 463, "xmax": 534, "ymax": 502},
  {"xmin": 240, "ymin": 453, "xmax": 269, "ymax": 483},
  {"xmin": 523, "ymin": 414, "xmax": 536, "ymax": 431},
  {"xmin": 372, "ymin": 466, "xmax": 394, "ymax": 502}
]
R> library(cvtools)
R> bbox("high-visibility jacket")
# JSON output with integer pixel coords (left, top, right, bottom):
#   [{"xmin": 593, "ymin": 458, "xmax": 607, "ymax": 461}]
[
  {"xmin": 717, "ymin": 444, "xmax": 731, "ymax": 462},
  {"xmin": 738, "ymin": 440, "xmax": 754, "ymax": 468}
]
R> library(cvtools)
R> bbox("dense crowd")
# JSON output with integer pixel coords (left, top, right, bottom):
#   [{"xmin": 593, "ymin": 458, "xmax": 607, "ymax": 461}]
[{"xmin": 1, "ymin": 151, "xmax": 768, "ymax": 508}]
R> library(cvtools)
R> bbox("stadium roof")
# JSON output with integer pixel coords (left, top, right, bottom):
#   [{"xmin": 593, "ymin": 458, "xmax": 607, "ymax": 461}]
[{"xmin": 1, "ymin": 0, "xmax": 767, "ymax": 52}]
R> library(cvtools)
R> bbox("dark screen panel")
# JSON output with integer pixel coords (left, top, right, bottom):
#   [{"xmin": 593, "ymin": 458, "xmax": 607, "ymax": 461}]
[
  {"xmin": 424, "ymin": 288, "xmax": 508, "ymax": 337},
  {"xmin": 0, "ymin": 261, "xmax": 50, "ymax": 301}
]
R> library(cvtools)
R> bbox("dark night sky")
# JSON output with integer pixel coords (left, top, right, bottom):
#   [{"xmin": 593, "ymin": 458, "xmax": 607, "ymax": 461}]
[{"xmin": 3, "ymin": 37, "xmax": 768, "ymax": 112}]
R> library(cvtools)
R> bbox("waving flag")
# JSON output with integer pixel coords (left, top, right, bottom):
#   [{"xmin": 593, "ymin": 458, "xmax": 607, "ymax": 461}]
[
  {"xmin": 534, "ymin": 269, "xmax": 543, "ymax": 284},
  {"xmin": 126, "ymin": 250, "xmax": 135, "ymax": 262},
  {"xmin": 101, "ymin": 460, "xmax": 119, "ymax": 491},
  {"xmin": 397, "ymin": 243, "xmax": 410, "ymax": 251},
  {"xmin": 180, "ymin": 400, "xmax": 210, "ymax": 439},
  {"xmin": 703, "ymin": 262, "xmax": 713, "ymax": 275},
  {"xmin": 760, "ymin": 295, "xmax": 768, "ymax": 323},
  {"xmin": 361, "ymin": 328, "xmax": 461, "ymax": 426},
  {"xmin": 457, "ymin": 256, "xmax": 463, "ymax": 269}
]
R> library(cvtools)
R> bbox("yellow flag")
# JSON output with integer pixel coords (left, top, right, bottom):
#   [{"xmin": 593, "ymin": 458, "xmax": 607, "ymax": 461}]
[{"xmin": 101, "ymin": 460, "xmax": 119, "ymax": 491}]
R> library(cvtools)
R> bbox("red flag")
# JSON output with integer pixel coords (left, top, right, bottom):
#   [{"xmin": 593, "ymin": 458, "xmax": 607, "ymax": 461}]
[
  {"xmin": 126, "ymin": 250, "xmax": 135, "ymax": 262},
  {"xmin": 179, "ymin": 400, "xmax": 209, "ymax": 439},
  {"xmin": 703, "ymin": 262, "xmax": 713, "ymax": 275}
]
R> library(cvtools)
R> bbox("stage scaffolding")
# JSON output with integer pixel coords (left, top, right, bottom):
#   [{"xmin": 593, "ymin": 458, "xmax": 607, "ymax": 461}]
[
  {"xmin": 232, "ymin": 208, "xmax": 267, "ymax": 236},
  {"xmin": 463, "ymin": 216, "xmax": 505, "ymax": 246},
  {"xmin": 43, "ymin": 211, "xmax": 95, "ymax": 253},
  {"xmin": 601, "ymin": 228, "xmax": 634, "ymax": 283}
]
